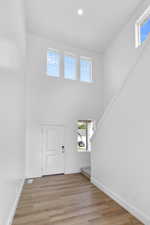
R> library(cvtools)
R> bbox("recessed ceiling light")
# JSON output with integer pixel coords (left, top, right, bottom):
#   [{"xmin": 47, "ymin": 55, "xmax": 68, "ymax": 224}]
[{"xmin": 77, "ymin": 9, "xmax": 84, "ymax": 16}]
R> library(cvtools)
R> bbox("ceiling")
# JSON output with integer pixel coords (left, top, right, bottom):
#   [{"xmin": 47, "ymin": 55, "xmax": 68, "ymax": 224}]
[{"xmin": 25, "ymin": 0, "xmax": 142, "ymax": 52}]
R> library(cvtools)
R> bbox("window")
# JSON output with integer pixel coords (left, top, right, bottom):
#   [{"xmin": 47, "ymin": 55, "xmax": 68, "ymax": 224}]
[
  {"xmin": 140, "ymin": 17, "xmax": 150, "ymax": 43},
  {"xmin": 64, "ymin": 55, "xmax": 76, "ymax": 80},
  {"xmin": 135, "ymin": 6, "xmax": 150, "ymax": 47},
  {"xmin": 80, "ymin": 58, "xmax": 92, "ymax": 82},
  {"xmin": 77, "ymin": 120, "xmax": 94, "ymax": 152},
  {"xmin": 47, "ymin": 50, "xmax": 60, "ymax": 77},
  {"xmin": 47, "ymin": 48, "xmax": 93, "ymax": 82}
]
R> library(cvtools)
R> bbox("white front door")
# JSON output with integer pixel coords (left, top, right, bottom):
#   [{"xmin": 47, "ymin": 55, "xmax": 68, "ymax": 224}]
[{"xmin": 42, "ymin": 125, "xmax": 65, "ymax": 175}]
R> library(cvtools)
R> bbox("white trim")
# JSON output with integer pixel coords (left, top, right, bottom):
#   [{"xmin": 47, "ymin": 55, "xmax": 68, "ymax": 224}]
[
  {"xmin": 91, "ymin": 177, "xmax": 150, "ymax": 225},
  {"xmin": 135, "ymin": 22, "xmax": 141, "ymax": 48},
  {"xmin": 65, "ymin": 169, "xmax": 81, "ymax": 174},
  {"xmin": 80, "ymin": 56, "xmax": 92, "ymax": 61},
  {"xmin": 135, "ymin": 5, "xmax": 150, "ymax": 48},
  {"xmin": 80, "ymin": 57, "xmax": 93, "ymax": 83},
  {"xmin": 64, "ymin": 53, "xmax": 77, "ymax": 80},
  {"xmin": 7, "ymin": 179, "xmax": 24, "ymax": 225},
  {"xmin": 64, "ymin": 51, "xmax": 77, "ymax": 57},
  {"xmin": 77, "ymin": 149, "xmax": 91, "ymax": 153},
  {"xmin": 40, "ymin": 123, "xmax": 66, "ymax": 177},
  {"xmin": 136, "ymin": 5, "xmax": 150, "ymax": 25},
  {"xmin": 47, "ymin": 49, "xmax": 60, "ymax": 77},
  {"xmin": 77, "ymin": 119, "xmax": 94, "ymax": 152},
  {"xmin": 47, "ymin": 47, "xmax": 60, "ymax": 53}
]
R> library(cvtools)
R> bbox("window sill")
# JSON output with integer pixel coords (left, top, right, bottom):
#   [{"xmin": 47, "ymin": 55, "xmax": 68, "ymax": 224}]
[{"xmin": 77, "ymin": 149, "xmax": 91, "ymax": 153}]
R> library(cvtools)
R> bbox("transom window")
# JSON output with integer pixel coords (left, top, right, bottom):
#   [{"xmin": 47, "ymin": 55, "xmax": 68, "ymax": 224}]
[
  {"xmin": 47, "ymin": 50, "xmax": 93, "ymax": 83},
  {"xmin": 64, "ymin": 54, "xmax": 76, "ymax": 80},
  {"xmin": 135, "ymin": 6, "xmax": 150, "ymax": 48},
  {"xmin": 47, "ymin": 50, "xmax": 60, "ymax": 77},
  {"xmin": 80, "ymin": 57, "xmax": 92, "ymax": 83}
]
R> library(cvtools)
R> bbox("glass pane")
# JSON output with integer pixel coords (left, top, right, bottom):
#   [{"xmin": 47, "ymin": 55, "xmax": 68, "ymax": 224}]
[
  {"xmin": 64, "ymin": 55, "xmax": 76, "ymax": 80},
  {"xmin": 77, "ymin": 121, "xmax": 87, "ymax": 151},
  {"xmin": 140, "ymin": 17, "xmax": 150, "ymax": 43},
  {"xmin": 80, "ymin": 59, "xmax": 92, "ymax": 82},
  {"xmin": 47, "ymin": 51, "xmax": 60, "ymax": 77},
  {"xmin": 77, "ymin": 120, "xmax": 94, "ymax": 152}
]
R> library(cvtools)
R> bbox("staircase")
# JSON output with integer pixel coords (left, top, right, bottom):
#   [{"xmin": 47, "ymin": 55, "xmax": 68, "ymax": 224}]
[{"xmin": 91, "ymin": 37, "xmax": 150, "ymax": 225}]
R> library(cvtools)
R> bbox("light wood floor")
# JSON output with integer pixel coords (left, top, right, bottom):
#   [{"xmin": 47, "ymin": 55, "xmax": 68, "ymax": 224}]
[{"xmin": 12, "ymin": 174, "xmax": 143, "ymax": 225}]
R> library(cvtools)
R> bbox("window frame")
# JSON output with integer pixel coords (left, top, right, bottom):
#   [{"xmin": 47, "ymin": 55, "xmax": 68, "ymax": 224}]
[
  {"xmin": 47, "ymin": 48, "xmax": 60, "ymax": 78},
  {"xmin": 80, "ymin": 56, "xmax": 93, "ymax": 83},
  {"xmin": 64, "ymin": 52, "xmax": 77, "ymax": 80},
  {"xmin": 135, "ymin": 6, "xmax": 150, "ymax": 48},
  {"xmin": 77, "ymin": 120, "xmax": 94, "ymax": 152}
]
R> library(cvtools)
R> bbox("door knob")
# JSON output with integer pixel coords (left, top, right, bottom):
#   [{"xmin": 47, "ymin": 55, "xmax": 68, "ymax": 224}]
[{"xmin": 61, "ymin": 145, "xmax": 65, "ymax": 153}]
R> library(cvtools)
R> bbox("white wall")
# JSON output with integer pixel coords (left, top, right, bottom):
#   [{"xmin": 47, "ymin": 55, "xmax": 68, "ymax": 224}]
[
  {"xmin": 92, "ymin": 0, "xmax": 150, "ymax": 224},
  {"xmin": 103, "ymin": 0, "xmax": 150, "ymax": 108},
  {"xmin": 26, "ymin": 34, "xmax": 103, "ymax": 178},
  {"xmin": 0, "ymin": 1, "xmax": 26, "ymax": 225}
]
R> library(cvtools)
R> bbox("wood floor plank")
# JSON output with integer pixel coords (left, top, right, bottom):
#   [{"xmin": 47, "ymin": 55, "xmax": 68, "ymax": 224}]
[{"xmin": 12, "ymin": 174, "xmax": 143, "ymax": 225}]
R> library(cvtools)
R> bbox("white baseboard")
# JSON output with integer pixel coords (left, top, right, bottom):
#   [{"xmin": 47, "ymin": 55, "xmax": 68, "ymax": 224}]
[
  {"xmin": 65, "ymin": 169, "xmax": 81, "ymax": 174},
  {"xmin": 7, "ymin": 179, "xmax": 25, "ymax": 225},
  {"xmin": 91, "ymin": 177, "xmax": 150, "ymax": 225}
]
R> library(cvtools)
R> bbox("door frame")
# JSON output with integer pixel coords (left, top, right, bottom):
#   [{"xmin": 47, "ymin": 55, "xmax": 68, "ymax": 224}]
[{"xmin": 40, "ymin": 122, "xmax": 66, "ymax": 176}]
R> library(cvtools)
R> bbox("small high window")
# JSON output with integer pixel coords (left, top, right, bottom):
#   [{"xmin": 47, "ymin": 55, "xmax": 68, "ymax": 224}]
[
  {"xmin": 47, "ymin": 49, "xmax": 93, "ymax": 82},
  {"xmin": 140, "ymin": 17, "xmax": 150, "ymax": 43},
  {"xmin": 135, "ymin": 6, "xmax": 150, "ymax": 48},
  {"xmin": 47, "ymin": 50, "xmax": 60, "ymax": 77},
  {"xmin": 80, "ymin": 57, "xmax": 92, "ymax": 83},
  {"xmin": 64, "ymin": 54, "xmax": 76, "ymax": 80}
]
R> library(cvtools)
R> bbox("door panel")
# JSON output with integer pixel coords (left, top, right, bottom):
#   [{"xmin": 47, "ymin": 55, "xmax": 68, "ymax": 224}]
[{"xmin": 42, "ymin": 125, "xmax": 65, "ymax": 175}]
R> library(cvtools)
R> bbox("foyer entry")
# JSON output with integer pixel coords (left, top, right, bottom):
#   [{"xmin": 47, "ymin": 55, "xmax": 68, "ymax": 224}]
[{"xmin": 41, "ymin": 125, "xmax": 65, "ymax": 175}]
